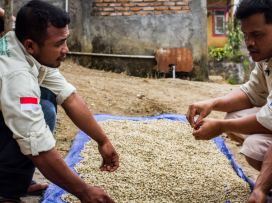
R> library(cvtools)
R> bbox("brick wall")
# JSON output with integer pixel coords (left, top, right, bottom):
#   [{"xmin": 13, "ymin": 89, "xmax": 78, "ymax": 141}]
[{"xmin": 91, "ymin": 0, "xmax": 193, "ymax": 16}]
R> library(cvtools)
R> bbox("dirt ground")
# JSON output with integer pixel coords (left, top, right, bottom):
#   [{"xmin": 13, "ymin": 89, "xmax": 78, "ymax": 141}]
[{"xmin": 22, "ymin": 60, "xmax": 259, "ymax": 203}]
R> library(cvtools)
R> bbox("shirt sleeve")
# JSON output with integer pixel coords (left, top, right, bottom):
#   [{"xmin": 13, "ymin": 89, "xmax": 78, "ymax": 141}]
[
  {"xmin": 1, "ymin": 70, "xmax": 56, "ymax": 156},
  {"xmin": 240, "ymin": 62, "xmax": 268, "ymax": 107},
  {"xmin": 40, "ymin": 68, "xmax": 76, "ymax": 105}
]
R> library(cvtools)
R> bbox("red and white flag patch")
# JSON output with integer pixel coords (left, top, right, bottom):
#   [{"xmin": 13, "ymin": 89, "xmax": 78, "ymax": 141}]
[{"xmin": 20, "ymin": 97, "xmax": 39, "ymax": 111}]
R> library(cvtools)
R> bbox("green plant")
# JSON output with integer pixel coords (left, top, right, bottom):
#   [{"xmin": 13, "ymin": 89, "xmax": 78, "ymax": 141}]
[
  {"xmin": 243, "ymin": 57, "xmax": 250, "ymax": 74},
  {"xmin": 226, "ymin": 78, "xmax": 237, "ymax": 85},
  {"xmin": 208, "ymin": 20, "xmax": 243, "ymax": 62},
  {"xmin": 226, "ymin": 20, "xmax": 243, "ymax": 56},
  {"xmin": 193, "ymin": 77, "xmax": 203, "ymax": 82},
  {"xmin": 208, "ymin": 44, "xmax": 232, "ymax": 61}
]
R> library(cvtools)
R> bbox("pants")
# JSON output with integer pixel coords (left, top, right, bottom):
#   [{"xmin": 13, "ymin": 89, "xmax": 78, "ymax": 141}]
[
  {"xmin": 0, "ymin": 87, "xmax": 57, "ymax": 198},
  {"xmin": 224, "ymin": 108, "xmax": 272, "ymax": 162}
]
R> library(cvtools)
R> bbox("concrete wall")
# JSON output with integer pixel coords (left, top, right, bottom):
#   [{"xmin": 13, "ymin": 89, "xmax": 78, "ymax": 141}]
[
  {"xmin": 3, "ymin": 0, "xmax": 208, "ymax": 79},
  {"xmin": 0, "ymin": 0, "xmax": 66, "ymax": 15},
  {"xmin": 209, "ymin": 60, "xmax": 244, "ymax": 83},
  {"xmin": 68, "ymin": 0, "xmax": 208, "ymax": 78}
]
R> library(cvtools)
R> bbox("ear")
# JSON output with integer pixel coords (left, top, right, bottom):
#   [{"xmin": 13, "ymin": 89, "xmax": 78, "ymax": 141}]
[{"xmin": 23, "ymin": 39, "xmax": 39, "ymax": 55}]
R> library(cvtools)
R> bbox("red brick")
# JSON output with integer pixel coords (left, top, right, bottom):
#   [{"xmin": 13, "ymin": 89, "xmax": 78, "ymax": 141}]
[
  {"xmin": 117, "ymin": 7, "xmax": 128, "ymax": 11},
  {"xmin": 155, "ymin": 11, "xmax": 163, "ymax": 14},
  {"xmin": 176, "ymin": 2, "xmax": 189, "ymax": 5},
  {"xmin": 157, "ymin": 0, "xmax": 166, "ymax": 2},
  {"xmin": 150, "ymin": 11, "xmax": 162, "ymax": 14},
  {"xmin": 123, "ymin": 12, "xmax": 135, "ymax": 15},
  {"xmin": 144, "ymin": 0, "xmax": 155, "ymax": 2},
  {"xmin": 137, "ymin": 11, "xmax": 149, "ymax": 15},
  {"xmin": 103, "ymin": 7, "xmax": 115, "ymax": 11},
  {"xmin": 96, "ymin": 3, "xmax": 108, "ymax": 6},
  {"xmin": 163, "ymin": 11, "xmax": 174, "ymax": 14},
  {"xmin": 123, "ymin": 3, "xmax": 135, "ymax": 6},
  {"xmin": 176, "ymin": 10, "xmax": 190, "ymax": 14},
  {"xmin": 131, "ymin": 0, "xmax": 143, "ymax": 2},
  {"xmin": 143, "ymin": 7, "xmax": 154, "ymax": 10},
  {"xmin": 109, "ymin": 3, "xmax": 122, "ymax": 6},
  {"xmin": 170, "ymin": 6, "xmax": 182, "ymax": 10},
  {"xmin": 92, "ymin": 7, "xmax": 103, "ymax": 11},
  {"xmin": 117, "ymin": 0, "xmax": 130, "ymax": 2},
  {"xmin": 150, "ymin": 2, "xmax": 161, "ymax": 6},
  {"xmin": 93, "ymin": 0, "xmax": 103, "ymax": 2},
  {"xmin": 104, "ymin": 0, "xmax": 116, "ymax": 2},
  {"xmin": 182, "ymin": 6, "xmax": 190, "ymax": 10},
  {"xmin": 137, "ymin": 3, "xmax": 149, "ymax": 6},
  {"xmin": 164, "ymin": 2, "xmax": 175, "ymax": 6},
  {"xmin": 97, "ymin": 12, "xmax": 110, "ymax": 15},
  {"xmin": 156, "ymin": 7, "xmax": 168, "ymax": 10},
  {"xmin": 110, "ymin": 12, "xmax": 123, "ymax": 16},
  {"xmin": 130, "ymin": 7, "xmax": 142, "ymax": 11}
]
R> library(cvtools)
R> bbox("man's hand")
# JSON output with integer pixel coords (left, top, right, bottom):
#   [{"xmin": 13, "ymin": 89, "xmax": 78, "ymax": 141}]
[
  {"xmin": 81, "ymin": 185, "xmax": 115, "ymax": 203},
  {"xmin": 98, "ymin": 141, "xmax": 119, "ymax": 172},
  {"xmin": 246, "ymin": 189, "xmax": 267, "ymax": 203},
  {"xmin": 62, "ymin": 93, "xmax": 119, "ymax": 172},
  {"xmin": 28, "ymin": 149, "xmax": 116, "ymax": 203},
  {"xmin": 186, "ymin": 100, "xmax": 215, "ymax": 128},
  {"xmin": 192, "ymin": 118, "xmax": 223, "ymax": 140}
]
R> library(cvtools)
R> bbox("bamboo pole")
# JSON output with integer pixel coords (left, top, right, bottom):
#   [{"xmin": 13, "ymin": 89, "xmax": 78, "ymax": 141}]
[{"xmin": 4, "ymin": 0, "xmax": 13, "ymax": 34}]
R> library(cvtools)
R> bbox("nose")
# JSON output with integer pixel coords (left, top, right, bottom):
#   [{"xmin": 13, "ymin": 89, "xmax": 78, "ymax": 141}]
[
  {"xmin": 245, "ymin": 36, "xmax": 255, "ymax": 47},
  {"xmin": 61, "ymin": 42, "xmax": 69, "ymax": 54}
]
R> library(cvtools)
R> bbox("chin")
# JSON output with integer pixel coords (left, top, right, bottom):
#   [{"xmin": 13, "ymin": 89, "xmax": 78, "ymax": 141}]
[
  {"xmin": 251, "ymin": 55, "xmax": 264, "ymax": 62},
  {"xmin": 52, "ymin": 62, "xmax": 61, "ymax": 68}
]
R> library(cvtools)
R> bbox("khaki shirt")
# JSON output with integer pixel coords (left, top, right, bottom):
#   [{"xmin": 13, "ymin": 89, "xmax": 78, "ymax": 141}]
[
  {"xmin": 240, "ymin": 58, "xmax": 272, "ymax": 131},
  {"xmin": 0, "ymin": 31, "xmax": 76, "ymax": 156}
]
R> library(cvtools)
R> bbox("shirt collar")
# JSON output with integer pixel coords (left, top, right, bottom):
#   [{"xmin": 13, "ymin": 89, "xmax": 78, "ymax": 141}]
[{"xmin": 15, "ymin": 34, "xmax": 50, "ymax": 70}]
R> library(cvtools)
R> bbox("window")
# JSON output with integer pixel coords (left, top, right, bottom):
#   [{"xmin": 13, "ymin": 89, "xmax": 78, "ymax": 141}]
[{"xmin": 214, "ymin": 10, "xmax": 225, "ymax": 35}]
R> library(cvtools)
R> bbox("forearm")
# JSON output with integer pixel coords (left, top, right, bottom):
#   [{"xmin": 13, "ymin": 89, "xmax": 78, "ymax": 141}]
[
  {"xmin": 221, "ymin": 114, "xmax": 271, "ymax": 135},
  {"xmin": 212, "ymin": 90, "xmax": 253, "ymax": 112},
  {"xmin": 27, "ymin": 148, "xmax": 88, "ymax": 199},
  {"xmin": 62, "ymin": 93, "xmax": 109, "ymax": 145},
  {"xmin": 254, "ymin": 144, "xmax": 272, "ymax": 195},
  {"xmin": 0, "ymin": 8, "xmax": 4, "ymax": 20}
]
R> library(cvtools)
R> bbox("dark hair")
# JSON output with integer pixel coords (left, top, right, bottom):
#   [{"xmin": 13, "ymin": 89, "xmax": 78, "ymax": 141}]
[
  {"xmin": 235, "ymin": 0, "xmax": 272, "ymax": 24},
  {"xmin": 15, "ymin": 0, "xmax": 70, "ymax": 47}
]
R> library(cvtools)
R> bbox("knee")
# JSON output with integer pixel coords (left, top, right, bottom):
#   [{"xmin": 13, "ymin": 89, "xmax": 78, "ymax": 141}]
[
  {"xmin": 40, "ymin": 100, "xmax": 56, "ymax": 133},
  {"xmin": 40, "ymin": 87, "xmax": 57, "ymax": 110},
  {"xmin": 245, "ymin": 155, "xmax": 262, "ymax": 171}
]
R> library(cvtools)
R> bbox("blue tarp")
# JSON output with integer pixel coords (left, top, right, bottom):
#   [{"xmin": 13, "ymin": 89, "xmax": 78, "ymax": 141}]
[{"xmin": 40, "ymin": 114, "xmax": 255, "ymax": 203}]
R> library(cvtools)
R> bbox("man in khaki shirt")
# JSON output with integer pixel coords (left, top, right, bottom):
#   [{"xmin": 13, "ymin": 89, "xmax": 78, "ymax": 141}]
[
  {"xmin": 0, "ymin": 1, "xmax": 118, "ymax": 203},
  {"xmin": 187, "ymin": 0, "xmax": 272, "ymax": 202}
]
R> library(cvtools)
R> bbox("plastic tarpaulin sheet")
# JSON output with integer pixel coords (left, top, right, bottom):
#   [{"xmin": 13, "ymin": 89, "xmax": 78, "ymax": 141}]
[{"xmin": 40, "ymin": 114, "xmax": 255, "ymax": 203}]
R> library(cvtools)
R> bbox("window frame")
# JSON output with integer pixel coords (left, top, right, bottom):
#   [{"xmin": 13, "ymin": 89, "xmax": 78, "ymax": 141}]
[{"xmin": 208, "ymin": 7, "xmax": 228, "ymax": 37}]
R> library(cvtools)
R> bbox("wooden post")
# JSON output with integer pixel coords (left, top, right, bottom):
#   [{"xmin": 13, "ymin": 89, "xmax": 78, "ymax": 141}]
[{"xmin": 4, "ymin": 0, "xmax": 13, "ymax": 34}]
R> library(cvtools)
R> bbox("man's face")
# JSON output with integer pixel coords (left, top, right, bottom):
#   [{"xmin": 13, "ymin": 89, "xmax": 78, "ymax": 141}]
[
  {"xmin": 241, "ymin": 13, "xmax": 272, "ymax": 62},
  {"xmin": 32, "ymin": 24, "xmax": 69, "ymax": 68}
]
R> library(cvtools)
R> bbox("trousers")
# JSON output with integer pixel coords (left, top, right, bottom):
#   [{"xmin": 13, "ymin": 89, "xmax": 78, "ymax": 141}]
[{"xmin": 0, "ymin": 87, "xmax": 57, "ymax": 198}]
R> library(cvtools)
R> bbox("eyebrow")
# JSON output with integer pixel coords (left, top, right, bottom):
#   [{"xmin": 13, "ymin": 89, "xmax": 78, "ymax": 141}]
[
  {"xmin": 242, "ymin": 29, "xmax": 263, "ymax": 34},
  {"xmin": 56, "ymin": 34, "xmax": 70, "ymax": 44}
]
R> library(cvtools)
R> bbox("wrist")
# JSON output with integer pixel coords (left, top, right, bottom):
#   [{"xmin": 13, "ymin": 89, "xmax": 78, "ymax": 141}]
[
  {"xmin": 254, "ymin": 178, "xmax": 271, "ymax": 195},
  {"xmin": 97, "ymin": 136, "xmax": 110, "ymax": 146},
  {"xmin": 218, "ymin": 119, "xmax": 228, "ymax": 134},
  {"xmin": 210, "ymin": 98, "xmax": 218, "ymax": 110},
  {"xmin": 252, "ymin": 186, "xmax": 268, "ymax": 196},
  {"xmin": 77, "ymin": 184, "xmax": 92, "ymax": 201}
]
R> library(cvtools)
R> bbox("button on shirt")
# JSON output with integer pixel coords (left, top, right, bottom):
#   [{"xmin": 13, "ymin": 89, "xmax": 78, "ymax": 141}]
[
  {"xmin": 0, "ymin": 31, "xmax": 76, "ymax": 156},
  {"xmin": 240, "ymin": 58, "xmax": 272, "ymax": 131}
]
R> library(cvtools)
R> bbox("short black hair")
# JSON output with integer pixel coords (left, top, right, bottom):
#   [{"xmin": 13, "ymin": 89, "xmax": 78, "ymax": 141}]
[
  {"xmin": 235, "ymin": 0, "xmax": 272, "ymax": 24},
  {"xmin": 15, "ymin": 0, "xmax": 70, "ymax": 47}
]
